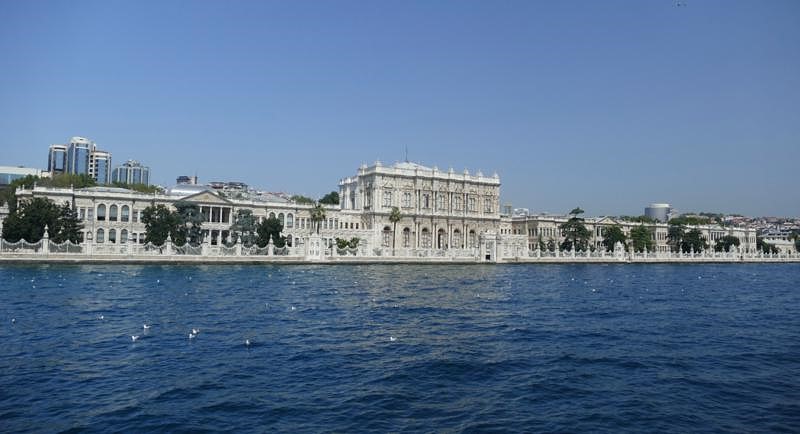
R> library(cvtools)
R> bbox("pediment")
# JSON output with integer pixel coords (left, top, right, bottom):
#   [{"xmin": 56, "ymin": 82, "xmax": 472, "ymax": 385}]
[
  {"xmin": 179, "ymin": 191, "xmax": 234, "ymax": 205},
  {"xmin": 596, "ymin": 217, "xmax": 619, "ymax": 225}
]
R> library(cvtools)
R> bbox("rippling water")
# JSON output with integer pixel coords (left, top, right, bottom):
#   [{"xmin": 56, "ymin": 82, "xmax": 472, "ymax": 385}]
[{"xmin": 1, "ymin": 264, "xmax": 799, "ymax": 433}]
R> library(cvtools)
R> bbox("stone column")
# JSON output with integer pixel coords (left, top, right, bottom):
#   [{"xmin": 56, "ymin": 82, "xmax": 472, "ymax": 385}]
[
  {"xmin": 42, "ymin": 225, "xmax": 50, "ymax": 255},
  {"xmin": 267, "ymin": 235, "xmax": 274, "ymax": 256},
  {"xmin": 235, "ymin": 236, "xmax": 242, "ymax": 256},
  {"xmin": 165, "ymin": 233, "xmax": 173, "ymax": 256}
]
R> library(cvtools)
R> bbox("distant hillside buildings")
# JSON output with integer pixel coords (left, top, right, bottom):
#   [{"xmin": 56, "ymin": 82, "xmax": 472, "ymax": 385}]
[
  {"xmin": 47, "ymin": 136, "xmax": 150, "ymax": 186},
  {"xmin": 112, "ymin": 160, "xmax": 150, "ymax": 185}
]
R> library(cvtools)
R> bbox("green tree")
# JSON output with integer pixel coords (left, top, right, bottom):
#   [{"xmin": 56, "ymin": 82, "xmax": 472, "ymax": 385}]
[
  {"xmin": 310, "ymin": 204, "xmax": 326, "ymax": 234},
  {"xmin": 714, "ymin": 235, "xmax": 740, "ymax": 252},
  {"xmin": 229, "ymin": 209, "xmax": 259, "ymax": 246},
  {"xmin": 756, "ymin": 237, "xmax": 778, "ymax": 254},
  {"xmin": 52, "ymin": 203, "xmax": 84, "ymax": 243},
  {"xmin": 559, "ymin": 207, "xmax": 590, "ymax": 251},
  {"xmin": 141, "ymin": 204, "xmax": 179, "ymax": 245},
  {"xmin": 0, "ymin": 175, "xmax": 39, "ymax": 213},
  {"xmin": 680, "ymin": 229, "xmax": 708, "ymax": 253},
  {"xmin": 618, "ymin": 215, "xmax": 658, "ymax": 224},
  {"xmin": 111, "ymin": 181, "xmax": 161, "ymax": 194},
  {"xmin": 173, "ymin": 201, "xmax": 204, "ymax": 245},
  {"xmin": 319, "ymin": 191, "xmax": 340, "ymax": 205},
  {"xmin": 669, "ymin": 216, "xmax": 711, "ymax": 226},
  {"xmin": 601, "ymin": 225, "xmax": 627, "ymax": 252},
  {"xmin": 291, "ymin": 195, "xmax": 315, "ymax": 205},
  {"xmin": 629, "ymin": 225, "xmax": 655, "ymax": 252},
  {"xmin": 388, "ymin": 206, "xmax": 401, "ymax": 253},
  {"xmin": 256, "ymin": 216, "xmax": 285, "ymax": 247},
  {"xmin": 667, "ymin": 224, "xmax": 686, "ymax": 252},
  {"xmin": 1, "ymin": 197, "xmax": 63, "ymax": 242},
  {"xmin": 1, "ymin": 174, "xmax": 98, "ymax": 213}
]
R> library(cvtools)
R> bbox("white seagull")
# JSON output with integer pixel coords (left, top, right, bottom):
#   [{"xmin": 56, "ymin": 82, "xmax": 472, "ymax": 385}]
[
  {"xmin": 143, "ymin": 324, "xmax": 150, "ymax": 330},
  {"xmin": 98, "ymin": 315, "xmax": 104, "ymax": 320},
  {"xmin": 189, "ymin": 333, "xmax": 196, "ymax": 339},
  {"xmin": 192, "ymin": 328, "xmax": 200, "ymax": 335},
  {"xmin": 389, "ymin": 336, "xmax": 397, "ymax": 342},
  {"xmin": 245, "ymin": 339, "xmax": 251, "ymax": 347},
  {"xmin": 131, "ymin": 335, "xmax": 140, "ymax": 342}
]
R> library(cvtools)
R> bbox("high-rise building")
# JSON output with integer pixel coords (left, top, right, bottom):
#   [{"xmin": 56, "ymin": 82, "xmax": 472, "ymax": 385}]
[
  {"xmin": 645, "ymin": 203, "xmax": 673, "ymax": 223},
  {"xmin": 89, "ymin": 149, "xmax": 112, "ymax": 184},
  {"xmin": 176, "ymin": 175, "xmax": 198, "ymax": 185},
  {"xmin": 62, "ymin": 136, "xmax": 112, "ymax": 184},
  {"xmin": 112, "ymin": 160, "xmax": 150, "ymax": 185},
  {"xmin": 48, "ymin": 145, "xmax": 67, "ymax": 174},
  {"xmin": 66, "ymin": 137, "xmax": 93, "ymax": 176}
]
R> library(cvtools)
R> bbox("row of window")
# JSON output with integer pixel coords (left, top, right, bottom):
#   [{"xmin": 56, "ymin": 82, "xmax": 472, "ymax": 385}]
[
  {"xmin": 80, "ymin": 204, "xmax": 141, "ymax": 223},
  {"xmin": 94, "ymin": 228, "xmax": 143, "ymax": 244},
  {"xmin": 380, "ymin": 227, "xmax": 479, "ymax": 249},
  {"xmin": 373, "ymin": 190, "xmax": 495, "ymax": 213}
]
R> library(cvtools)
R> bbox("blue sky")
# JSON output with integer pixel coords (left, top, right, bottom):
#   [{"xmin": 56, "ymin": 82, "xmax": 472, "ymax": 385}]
[{"xmin": 1, "ymin": 0, "xmax": 798, "ymax": 217}]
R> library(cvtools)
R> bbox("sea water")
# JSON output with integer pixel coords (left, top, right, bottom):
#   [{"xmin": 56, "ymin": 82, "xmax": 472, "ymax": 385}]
[{"xmin": 1, "ymin": 263, "xmax": 798, "ymax": 432}]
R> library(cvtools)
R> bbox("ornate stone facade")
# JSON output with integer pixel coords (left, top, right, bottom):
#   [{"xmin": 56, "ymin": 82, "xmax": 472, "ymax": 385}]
[{"xmin": 338, "ymin": 161, "xmax": 502, "ymax": 250}]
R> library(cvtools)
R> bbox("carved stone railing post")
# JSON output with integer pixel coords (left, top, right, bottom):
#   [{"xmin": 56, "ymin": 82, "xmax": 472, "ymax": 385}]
[
  {"xmin": 235, "ymin": 236, "xmax": 242, "ymax": 256},
  {"xmin": 267, "ymin": 235, "xmax": 274, "ymax": 257},
  {"xmin": 165, "ymin": 233, "xmax": 173, "ymax": 256},
  {"xmin": 42, "ymin": 225, "xmax": 50, "ymax": 255}
]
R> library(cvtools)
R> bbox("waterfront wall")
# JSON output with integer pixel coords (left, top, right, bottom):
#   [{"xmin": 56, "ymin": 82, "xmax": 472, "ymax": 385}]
[{"xmin": 1, "ymin": 233, "xmax": 798, "ymax": 264}]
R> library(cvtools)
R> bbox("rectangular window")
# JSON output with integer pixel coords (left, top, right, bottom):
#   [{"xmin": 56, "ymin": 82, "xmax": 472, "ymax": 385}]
[
  {"xmin": 436, "ymin": 194, "xmax": 445, "ymax": 211},
  {"xmin": 484, "ymin": 198, "xmax": 492, "ymax": 213},
  {"xmin": 383, "ymin": 190, "xmax": 392, "ymax": 208},
  {"xmin": 468, "ymin": 197, "xmax": 476, "ymax": 212},
  {"xmin": 402, "ymin": 192, "xmax": 412, "ymax": 208},
  {"xmin": 423, "ymin": 193, "xmax": 430, "ymax": 209},
  {"xmin": 454, "ymin": 195, "xmax": 462, "ymax": 211}
]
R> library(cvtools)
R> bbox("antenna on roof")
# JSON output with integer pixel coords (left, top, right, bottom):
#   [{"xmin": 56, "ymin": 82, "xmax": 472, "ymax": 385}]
[{"xmin": 405, "ymin": 146, "xmax": 409, "ymax": 162}]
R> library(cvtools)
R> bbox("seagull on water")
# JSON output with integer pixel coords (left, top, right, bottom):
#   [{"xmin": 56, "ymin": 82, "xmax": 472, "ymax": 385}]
[
  {"xmin": 192, "ymin": 328, "xmax": 200, "ymax": 335},
  {"xmin": 11, "ymin": 318, "xmax": 16, "ymax": 324},
  {"xmin": 131, "ymin": 335, "xmax": 140, "ymax": 342},
  {"xmin": 143, "ymin": 324, "xmax": 150, "ymax": 330},
  {"xmin": 98, "ymin": 315, "xmax": 104, "ymax": 320},
  {"xmin": 245, "ymin": 339, "xmax": 251, "ymax": 347},
  {"xmin": 189, "ymin": 333, "xmax": 196, "ymax": 339},
  {"xmin": 291, "ymin": 306, "xmax": 296, "ymax": 311},
  {"xmin": 389, "ymin": 336, "xmax": 397, "ymax": 342}
]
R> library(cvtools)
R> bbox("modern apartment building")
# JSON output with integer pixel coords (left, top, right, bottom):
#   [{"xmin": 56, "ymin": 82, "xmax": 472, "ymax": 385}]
[
  {"xmin": 47, "ymin": 145, "xmax": 67, "ymax": 174},
  {"xmin": 112, "ymin": 160, "xmax": 150, "ymax": 185},
  {"xmin": 58, "ymin": 136, "xmax": 112, "ymax": 184}
]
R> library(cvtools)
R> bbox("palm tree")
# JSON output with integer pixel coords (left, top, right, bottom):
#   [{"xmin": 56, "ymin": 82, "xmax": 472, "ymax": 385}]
[
  {"xmin": 310, "ymin": 203, "xmax": 326, "ymax": 234},
  {"xmin": 389, "ymin": 206, "xmax": 402, "ymax": 255}
]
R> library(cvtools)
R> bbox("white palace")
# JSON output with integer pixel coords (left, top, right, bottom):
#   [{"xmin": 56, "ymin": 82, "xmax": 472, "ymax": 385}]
[{"xmin": 1, "ymin": 160, "xmax": 774, "ymax": 262}]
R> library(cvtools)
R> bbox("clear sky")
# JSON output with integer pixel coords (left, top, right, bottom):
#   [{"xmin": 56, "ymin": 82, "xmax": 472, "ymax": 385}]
[{"xmin": 1, "ymin": 0, "xmax": 798, "ymax": 217}]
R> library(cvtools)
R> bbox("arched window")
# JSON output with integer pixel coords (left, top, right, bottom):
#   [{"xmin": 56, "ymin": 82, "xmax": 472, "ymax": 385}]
[
  {"xmin": 421, "ymin": 228, "xmax": 431, "ymax": 248},
  {"xmin": 437, "ymin": 228, "xmax": 446, "ymax": 249},
  {"xmin": 269, "ymin": 212, "xmax": 276, "ymax": 219},
  {"xmin": 382, "ymin": 226, "xmax": 392, "ymax": 247},
  {"xmin": 120, "ymin": 229, "xmax": 128, "ymax": 244},
  {"xmin": 453, "ymin": 229, "xmax": 462, "ymax": 248},
  {"xmin": 287, "ymin": 234, "xmax": 293, "ymax": 247},
  {"xmin": 96, "ymin": 228, "xmax": 105, "ymax": 243},
  {"xmin": 403, "ymin": 227, "xmax": 411, "ymax": 248},
  {"xmin": 278, "ymin": 213, "xmax": 285, "ymax": 227},
  {"xmin": 286, "ymin": 213, "xmax": 294, "ymax": 229},
  {"xmin": 109, "ymin": 229, "xmax": 117, "ymax": 244},
  {"xmin": 97, "ymin": 204, "xmax": 106, "ymax": 221},
  {"xmin": 109, "ymin": 205, "xmax": 118, "ymax": 222},
  {"xmin": 121, "ymin": 205, "xmax": 130, "ymax": 222}
]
